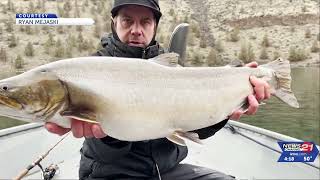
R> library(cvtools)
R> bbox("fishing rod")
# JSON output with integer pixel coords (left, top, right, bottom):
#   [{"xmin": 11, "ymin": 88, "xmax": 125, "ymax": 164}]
[
  {"xmin": 13, "ymin": 132, "xmax": 70, "ymax": 180},
  {"xmin": 22, "ymin": 161, "xmax": 64, "ymax": 180}
]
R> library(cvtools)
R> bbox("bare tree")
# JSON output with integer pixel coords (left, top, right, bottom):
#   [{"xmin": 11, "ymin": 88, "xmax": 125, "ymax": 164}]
[
  {"xmin": 7, "ymin": 0, "xmax": 14, "ymax": 11},
  {"xmin": 305, "ymin": 28, "xmax": 311, "ymax": 39},
  {"xmin": 187, "ymin": 30, "xmax": 195, "ymax": 46},
  {"xmin": 54, "ymin": 39, "xmax": 65, "ymax": 58},
  {"xmin": 84, "ymin": 0, "xmax": 89, "ymax": 6},
  {"xmin": 63, "ymin": 1, "xmax": 72, "ymax": 12},
  {"xmin": 26, "ymin": 26, "xmax": 33, "ymax": 35},
  {"xmin": 261, "ymin": 33, "xmax": 271, "ymax": 47},
  {"xmin": 14, "ymin": 55, "xmax": 24, "ymax": 69},
  {"xmin": 57, "ymin": 4, "xmax": 65, "ymax": 17},
  {"xmin": 36, "ymin": 0, "xmax": 41, "ymax": 9},
  {"xmin": 5, "ymin": 18, "xmax": 14, "ymax": 32},
  {"xmin": 65, "ymin": 42, "xmax": 73, "ymax": 58},
  {"xmin": 77, "ymin": 32, "xmax": 85, "ymax": 52},
  {"xmin": 191, "ymin": 50, "xmax": 203, "ymax": 66},
  {"xmin": 47, "ymin": 33, "xmax": 56, "ymax": 46},
  {"xmin": 28, "ymin": 1, "xmax": 35, "ymax": 13},
  {"xmin": 8, "ymin": 34, "xmax": 17, "ymax": 48},
  {"xmin": 311, "ymin": 40, "xmax": 320, "ymax": 53},
  {"xmin": 19, "ymin": 25, "xmax": 25, "ymax": 32},
  {"xmin": 229, "ymin": 27, "xmax": 240, "ymax": 42},
  {"xmin": 288, "ymin": 47, "xmax": 308, "ymax": 62},
  {"xmin": 199, "ymin": 38, "xmax": 207, "ymax": 48},
  {"xmin": 76, "ymin": 25, "xmax": 83, "ymax": 32},
  {"xmin": 238, "ymin": 41, "xmax": 255, "ymax": 63},
  {"xmin": 273, "ymin": 51, "xmax": 281, "ymax": 60},
  {"xmin": 215, "ymin": 39, "xmax": 224, "ymax": 53},
  {"xmin": 207, "ymin": 48, "xmax": 222, "ymax": 66},
  {"xmin": 67, "ymin": 34, "xmax": 77, "ymax": 48},
  {"xmin": 0, "ymin": 47, "xmax": 8, "ymax": 63},
  {"xmin": 259, "ymin": 47, "xmax": 269, "ymax": 60},
  {"xmin": 169, "ymin": 8, "xmax": 175, "ymax": 16},
  {"xmin": 57, "ymin": 26, "xmax": 64, "ymax": 34},
  {"xmin": 74, "ymin": 0, "xmax": 80, "ymax": 17},
  {"xmin": 25, "ymin": 42, "xmax": 35, "ymax": 57},
  {"xmin": 41, "ymin": 0, "xmax": 46, "ymax": 12}
]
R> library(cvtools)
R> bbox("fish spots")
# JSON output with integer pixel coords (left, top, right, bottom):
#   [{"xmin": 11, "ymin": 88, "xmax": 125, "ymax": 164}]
[{"xmin": 40, "ymin": 69, "xmax": 48, "ymax": 73}]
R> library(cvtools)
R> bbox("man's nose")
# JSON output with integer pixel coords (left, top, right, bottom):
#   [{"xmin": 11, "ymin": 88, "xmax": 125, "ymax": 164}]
[{"xmin": 130, "ymin": 23, "xmax": 142, "ymax": 36}]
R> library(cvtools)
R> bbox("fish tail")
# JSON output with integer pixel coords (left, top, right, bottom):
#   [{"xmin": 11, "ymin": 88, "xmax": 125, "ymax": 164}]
[{"xmin": 261, "ymin": 58, "xmax": 299, "ymax": 108}]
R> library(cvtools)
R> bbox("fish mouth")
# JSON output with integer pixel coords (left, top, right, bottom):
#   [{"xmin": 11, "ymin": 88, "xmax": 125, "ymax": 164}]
[{"xmin": 0, "ymin": 95, "xmax": 23, "ymax": 110}]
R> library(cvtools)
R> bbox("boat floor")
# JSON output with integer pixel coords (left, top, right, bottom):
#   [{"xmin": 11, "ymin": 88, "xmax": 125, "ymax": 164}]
[{"xmin": 0, "ymin": 121, "xmax": 319, "ymax": 179}]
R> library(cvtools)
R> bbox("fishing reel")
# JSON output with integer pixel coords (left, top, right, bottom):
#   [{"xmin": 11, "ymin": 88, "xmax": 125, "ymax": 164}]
[{"xmin": 42, "ymin": 164, "xmax": 59, "ymax": 180}]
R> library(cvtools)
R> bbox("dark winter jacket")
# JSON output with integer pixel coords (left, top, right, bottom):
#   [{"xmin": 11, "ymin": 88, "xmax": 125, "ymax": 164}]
[{"xmin": 79, "ymin": 34, "xmax": 228, "ymax": 180}]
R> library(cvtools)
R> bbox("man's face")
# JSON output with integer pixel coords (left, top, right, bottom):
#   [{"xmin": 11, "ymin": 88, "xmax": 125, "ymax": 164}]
[{"xmin": 114, "ymin": 5, "xmax": 156, "ymax": 48}]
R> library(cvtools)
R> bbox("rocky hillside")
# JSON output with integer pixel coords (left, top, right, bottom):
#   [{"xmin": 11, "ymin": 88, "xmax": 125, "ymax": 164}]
[
  {"xmin": 0, "ymin": 0, "xmax": 115, "ymax": 77},
  {"xmin": 0, "ymin": 0, "xmax": 319, "ymax": 77},
  {"xmin": 160, "ymin": 0, "xmax": 320, "ymax": 66}
]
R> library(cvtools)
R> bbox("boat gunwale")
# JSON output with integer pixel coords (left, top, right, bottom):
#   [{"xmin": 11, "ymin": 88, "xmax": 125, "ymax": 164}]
[
  {"xmin": 227, "ymin": 120, "xmax": 319, "ymax": 169},
  {"xmin": 228, "ymin": 120, "xmax": 319, "ymax": 147},
  {"xmin": 0, "ymin": 123, "xmax": 43, "ymax": 138}
]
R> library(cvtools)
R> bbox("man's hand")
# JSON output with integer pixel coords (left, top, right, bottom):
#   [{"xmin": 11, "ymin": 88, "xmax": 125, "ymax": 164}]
[
  {"xmin": 45, "ymin": 119, "xmax": 107, "ymax": 138},
  {"xmin": 229, "ymin": 61, "xmax": 271, "ymax": 120}
]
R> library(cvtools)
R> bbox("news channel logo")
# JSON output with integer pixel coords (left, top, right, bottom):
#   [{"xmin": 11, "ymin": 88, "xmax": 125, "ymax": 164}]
[
  {"xmin": 278, "ymin": 141, "xmax": 319, "ymax": 162},
  {"xmin": 15, "ymin": 13, "xmax": 94, "ymax": 26}
]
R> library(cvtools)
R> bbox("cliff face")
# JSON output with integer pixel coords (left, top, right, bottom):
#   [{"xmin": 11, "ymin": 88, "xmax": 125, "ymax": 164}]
[
  {"xmin": 225, "ymin": 14, "xmax": 319, "ymax": 29},
  {"xmin": 159, "ymin": 0, "xmax": 319, "ymax": 67}
]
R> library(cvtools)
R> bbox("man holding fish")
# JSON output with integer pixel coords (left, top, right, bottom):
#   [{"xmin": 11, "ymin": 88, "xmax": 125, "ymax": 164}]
[{"xmin": 43, "ymin": 0, "xmax": 271, "ymax": 179}]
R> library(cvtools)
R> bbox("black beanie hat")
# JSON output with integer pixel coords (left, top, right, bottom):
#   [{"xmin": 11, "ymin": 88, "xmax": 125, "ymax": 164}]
[{"xmin": 111, "ymin": 0, "xmax": 162, "ymax": 24}]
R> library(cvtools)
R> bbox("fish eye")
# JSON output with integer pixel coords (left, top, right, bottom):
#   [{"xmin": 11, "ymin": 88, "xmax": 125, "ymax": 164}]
[{"xmin": 1, "ymin": 85, "xmax": 8, "ymax": 91}]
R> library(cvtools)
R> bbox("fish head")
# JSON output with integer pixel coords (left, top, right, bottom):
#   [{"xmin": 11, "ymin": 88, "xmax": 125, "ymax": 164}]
[{"xmin": 0, "ymin": 69, "xmax": 67, "ymax": 122}]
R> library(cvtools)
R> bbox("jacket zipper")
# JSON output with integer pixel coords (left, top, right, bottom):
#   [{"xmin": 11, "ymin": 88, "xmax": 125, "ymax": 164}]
[
  {"xmin": 150, "ymin": 141, "xmax": 162, "ymax": 180},
  {"xmin": 142, "ymin": 49, "xmax": 146, "ymax": 59}
]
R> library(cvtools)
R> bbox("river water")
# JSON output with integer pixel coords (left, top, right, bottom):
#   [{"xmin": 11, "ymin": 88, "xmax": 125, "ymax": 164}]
[
  {"xmin": 0, "ymin": 68, "xmax": 319, "ymax": 144},
  {"xmin": 241, "ymin": 67, "xmax": 319, "ymax": 145}
]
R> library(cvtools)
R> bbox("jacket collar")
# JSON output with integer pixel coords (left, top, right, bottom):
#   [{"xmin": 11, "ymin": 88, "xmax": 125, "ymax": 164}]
[{"xmin": 101, "ymin": 34, "xmax": 160, "ymax": 59}]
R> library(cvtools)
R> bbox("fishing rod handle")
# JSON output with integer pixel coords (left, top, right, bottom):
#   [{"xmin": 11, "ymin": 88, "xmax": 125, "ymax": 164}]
[
  {"xmin": 13, "ymin": 163, "xmax": 35, "ymax": 180},
  {"xmin": 13, "ymin": 169, "xmax": 28, "ymax": 180}
]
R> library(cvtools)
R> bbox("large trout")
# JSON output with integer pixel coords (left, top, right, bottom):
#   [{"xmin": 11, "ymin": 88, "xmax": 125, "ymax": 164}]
[{"xmin": 0, "ymin": 53, "xmax": 299, "ymax": 145}]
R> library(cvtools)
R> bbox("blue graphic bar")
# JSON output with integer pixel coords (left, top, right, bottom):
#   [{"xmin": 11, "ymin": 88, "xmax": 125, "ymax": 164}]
[
  {"xmin": 16, "ymin": 13, "xmax": 58, "ymax": 18},
  {"xmin": 278, "ymin": 141, "xmax": 319, "ymax": 162}
]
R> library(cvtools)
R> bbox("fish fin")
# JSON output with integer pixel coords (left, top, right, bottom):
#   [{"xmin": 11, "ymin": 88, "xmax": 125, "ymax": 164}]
[
  {"xmin": 149, "ymin": 53, "xmax": 181, "ymax": 67},
  {"xmin": 47, "ymin": 116, "xmax": 71, "ymax": 128},
  {"xmin": 260, "ymin": 58, "xmax": 299, "ymax": 108},
  {"xmin": 167, "ymin": 135, "xmax": 187, "ymax": 146},
  {"xmin": 60, "ymin": 109, "xmax": 99, "ymax": 124},
  {"xmin": 174, "ymin": 131, "xmax": 203, "ymax": 145},
  {"xmin": 226, "ymin": 59, "xmax": 245, "ymax": 67},
  {"xmin": 274, "ymin": 89, "xmax": 299, "ymax": 108}
]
